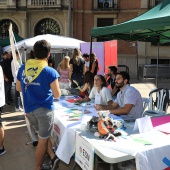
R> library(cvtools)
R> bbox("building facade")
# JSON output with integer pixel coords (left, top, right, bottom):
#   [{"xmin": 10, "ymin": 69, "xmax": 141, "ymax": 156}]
[
  {"xmin": 0, "ymin": 0, "xmax": 70, "ymax": 39},
  {"xmin": 72, "ymin": 0, "xmax": 168, "ymax": 78},
  {"xmin": 0, "ymin": 0, "xmax": 168, "ymax": 78}
]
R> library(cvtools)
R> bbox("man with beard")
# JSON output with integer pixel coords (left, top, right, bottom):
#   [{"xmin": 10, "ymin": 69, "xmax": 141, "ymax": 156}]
[
  {"xmin": 95, "ymin": 71, "xmax": 143, "ymax": 121},
  {"xmin": 104, "ymin": 66, "xmax": 119, "ymax": 99}
]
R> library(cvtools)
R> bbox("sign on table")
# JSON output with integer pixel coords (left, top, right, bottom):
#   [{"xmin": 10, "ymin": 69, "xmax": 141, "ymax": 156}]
[{"xmin": 75, "ymin": 133, "xmax": 94, "ymax": 170}]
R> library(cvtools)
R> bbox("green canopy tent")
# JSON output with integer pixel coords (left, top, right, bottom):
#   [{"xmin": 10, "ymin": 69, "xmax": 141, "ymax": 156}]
[
  {"xmin": 90, "ymin": 0, "xmax": 170, "ymax": 86},
  {"xmin": 0, "ymin": 33, "xmax": 24, "ymax": 47}
]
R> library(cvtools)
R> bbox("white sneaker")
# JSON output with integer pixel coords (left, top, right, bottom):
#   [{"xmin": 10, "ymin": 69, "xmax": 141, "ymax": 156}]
[{"xmin": 15, "ymin": 107, "xmax": 24, "ymax": 112}]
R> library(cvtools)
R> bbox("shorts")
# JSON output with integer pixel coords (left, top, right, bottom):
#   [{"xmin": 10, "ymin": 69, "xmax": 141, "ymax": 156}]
[{"xmin": 26, "ymin": 107, "xmax": 54, "ymax": 139}]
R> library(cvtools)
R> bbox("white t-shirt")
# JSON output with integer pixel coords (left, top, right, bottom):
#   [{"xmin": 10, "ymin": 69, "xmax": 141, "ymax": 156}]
[
  {"xmin": 85, "ymin": 61, "xmax": 90, "ymax": 67},
  {"xmin": 89, "ymin": 86, "xmax": 112, "ymax": 105}
]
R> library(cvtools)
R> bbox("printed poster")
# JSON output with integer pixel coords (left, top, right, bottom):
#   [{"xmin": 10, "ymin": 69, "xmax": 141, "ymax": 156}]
[
  {"xmin": 75, "ymin": 132, "xmax": 94, "ymax": 170},
  {"xmin": 104, "ymin": 40, "xmax": 117, "ymax": 74}
]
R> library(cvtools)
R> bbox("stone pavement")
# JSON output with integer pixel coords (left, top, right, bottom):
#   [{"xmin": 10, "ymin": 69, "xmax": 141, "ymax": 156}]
[{"xmin": 0, "ymin": 80, "xmax": 167, "ymax": 170}]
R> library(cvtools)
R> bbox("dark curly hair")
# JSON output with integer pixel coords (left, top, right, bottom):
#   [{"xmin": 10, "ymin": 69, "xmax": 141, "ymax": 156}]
[{"xmin": 84, "ymin": 71, "xmax": 94, "ymax": 89}]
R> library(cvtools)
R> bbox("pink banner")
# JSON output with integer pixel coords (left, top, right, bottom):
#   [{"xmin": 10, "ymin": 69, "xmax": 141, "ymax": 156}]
[{"xmin": 104, "ymin": 40, "xmax": 117, "ymax": 74}]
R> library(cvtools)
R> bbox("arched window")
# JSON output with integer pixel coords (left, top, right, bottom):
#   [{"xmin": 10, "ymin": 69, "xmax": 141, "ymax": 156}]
[
  {"xmin": 35, "ymin": 18, "xmax": 60, "ymax": 36},
  {"xmin": 0, "ymin": 19, "xmax": 18, "ymax": 40}
]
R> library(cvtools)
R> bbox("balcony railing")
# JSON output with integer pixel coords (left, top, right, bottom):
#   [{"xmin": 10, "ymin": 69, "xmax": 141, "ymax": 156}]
[{"xmin": 31, "ymin": 0, "xmax": 58, "ymax": 6}]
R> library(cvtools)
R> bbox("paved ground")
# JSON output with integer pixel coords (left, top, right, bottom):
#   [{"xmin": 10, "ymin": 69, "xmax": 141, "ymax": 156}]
[{"xmin": 1, "ymin": 80, "xmax": 167, "ymax": 170}]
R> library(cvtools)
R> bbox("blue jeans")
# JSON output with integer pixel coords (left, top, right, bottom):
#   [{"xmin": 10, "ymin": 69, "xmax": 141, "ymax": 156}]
[
  {"xmin": 4, "ymin": 81, "xmax": 12, "ymax": 103},
  {"xmin": 15, "ymin": 85, "xmax": 20, "ymax": 108}
]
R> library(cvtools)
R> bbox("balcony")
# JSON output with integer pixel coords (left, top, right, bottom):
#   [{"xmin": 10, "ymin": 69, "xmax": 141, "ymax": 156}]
[
  {"xmin": 31, "ymin": 0, "xmax": 60, "ymax": 6},
  {"xmin": 27, "ymin": 0, "xmax": 62, "ymax": 9},
  {"xmin": 92, "ymin": 0, "xmax": 118, "ymax": 12},
  {"xmin": 0, "ymin": 0, "xmax": 64, "ymax": 10}
]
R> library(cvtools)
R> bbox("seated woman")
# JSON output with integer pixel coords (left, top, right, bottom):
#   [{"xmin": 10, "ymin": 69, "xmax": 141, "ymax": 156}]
[
  {"xmin": 77, "ymin": 75, "xmax": 113, "ymax": 105},
  {"xmin": 73, "ymin": 71, "xmax": 94, "ymax": 97}
]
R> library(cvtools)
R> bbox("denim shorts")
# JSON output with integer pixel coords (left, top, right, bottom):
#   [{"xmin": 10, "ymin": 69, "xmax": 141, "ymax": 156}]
[{"xmin": 26, "ymin": 107, "xmax": 54, "ymax": 139}]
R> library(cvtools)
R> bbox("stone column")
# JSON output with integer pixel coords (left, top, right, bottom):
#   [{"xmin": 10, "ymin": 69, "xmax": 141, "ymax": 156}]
[
  {"xmin": 63, "ymin": 11, "xmax": 69, "ymax": 36},
  {"xmin": 21, "ymin": 15, "xmax": 27, "ymax": 38}
]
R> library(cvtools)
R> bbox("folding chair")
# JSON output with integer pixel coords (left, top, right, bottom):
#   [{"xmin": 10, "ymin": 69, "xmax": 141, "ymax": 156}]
[
  {"xmin": 143, "ymin": 88, "xmax": 169, "ymax": 117},
  {"xmin": 142, "ymin": 97, "xmax": 150, "ymax": 116}
]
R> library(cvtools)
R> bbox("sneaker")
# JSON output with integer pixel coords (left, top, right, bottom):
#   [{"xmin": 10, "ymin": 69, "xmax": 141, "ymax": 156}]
[
  {"xmin": 15, "ymin": 107, "xmax": 24, "ymax": 112},
  {"xmin": 0, "ymin": 146, "xmax": 6, "ymax": 156},
  {"xmin": 49, "ymin": 155, "xmax": 59, "ymax": 170},
  {"xmin": 41, "ymin": 164, "xmax": 51, "ymax": 170}
]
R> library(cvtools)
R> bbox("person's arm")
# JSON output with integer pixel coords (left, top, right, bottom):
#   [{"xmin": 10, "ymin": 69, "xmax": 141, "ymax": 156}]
[
  {"xmin": 50, "ymin": 79, "xmax": 61, "ymax": 99},
  {"xmin": 111, "ymin": 86, "xmax": 118, "ymax": 96},
  {"xmin": 78, "ymin": 83, "xmax": 88, "ymax": 92},
  {"xmin": 107, "ymin": 100, "xmax": 113, "ymax": 105},
  {"xmin": 109, "ymin": 104, "xmax": 134, "ymax": 115},
  {"xmin": 95, "ymin": 102, "xmax": 133, "ymax": 115},
  {"xmin": 95, "ymin": 102, "xmax": 118, "ymax": 110},
  {"xmin": 16, "ymin": 79, "xmax": 22, "ymax": 92},
  {"xmin": 76, "ymin": 96, "xmax": 91, "ymax": 103},
  {"xmin": 69, "ymin": 64, "xmax": 73, "ymax": 80},
  {"xmin": 73, "ymin": 80, "xmax": 88, "ymax": 92},
  {"xmin": 83, "ymin": 63, "xmax": 86, "ymax": 75},
  {"xmin": 90, "ymin": 61, "xmax": 96, "ymax": 74}
]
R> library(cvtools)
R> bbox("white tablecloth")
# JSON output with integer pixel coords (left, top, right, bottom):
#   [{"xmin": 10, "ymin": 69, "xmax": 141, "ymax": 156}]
[
  {"xmin": 53, "ymin": 97, "xmax": 123, "ymax": 164},
  {"xmin": 53, "ymin": 98, "xmax": 170, "ymax": 170},
  {"xmin": 53, "ymin": 98, "xmax": 98, "ymax": 164}
]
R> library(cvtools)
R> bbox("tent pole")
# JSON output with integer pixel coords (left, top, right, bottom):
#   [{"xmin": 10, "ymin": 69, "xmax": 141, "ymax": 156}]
[
  {"xmin": 136, "ymin": 41, "xmax": 139, "ymax": 80},
  {"xmin": 156, "ymin": 44, "xmax": 159, "ymax": 87},
  {"xmin": 90, "ymin": 36, "xmax": 93, "ymax": 54}
]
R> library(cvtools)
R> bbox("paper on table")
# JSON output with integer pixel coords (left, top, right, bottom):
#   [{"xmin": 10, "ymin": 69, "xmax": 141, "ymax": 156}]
[
  {"xmin": 133, "ymin": 138, "xmax": 152, "ymax": 145},
  {"xmin": 133, "ymin": 116, "xmax": 153, "ymax": 133},
  {"xmin": 59, "ymin": 101, "xmax": 74, "ymax": 108}
]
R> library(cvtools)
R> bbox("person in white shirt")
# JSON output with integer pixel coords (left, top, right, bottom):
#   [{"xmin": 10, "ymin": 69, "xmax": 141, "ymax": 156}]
[
  {"xmin": 83, "ymin": 53, "xmax": 90, "ymax": 72},
  {"xmin": 95, "ymin": 71, "xmax": 143, "ymax": 121},
  {"xmin": 11, "ymin": 51, "xmax": 23, "ymax": 112},
  {"xmin": 76, "ymin": 74, "xmax": 113, "ymax": 105}
]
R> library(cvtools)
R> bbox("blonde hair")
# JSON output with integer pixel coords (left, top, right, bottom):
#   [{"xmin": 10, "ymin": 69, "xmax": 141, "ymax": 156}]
[
  {"xmin": 59, "ymin": 56, "xmax": 70, "ymax": 70},
  {"xmin": 72, "ymin": 48, "xmax": 82, "ymax": 65}
]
